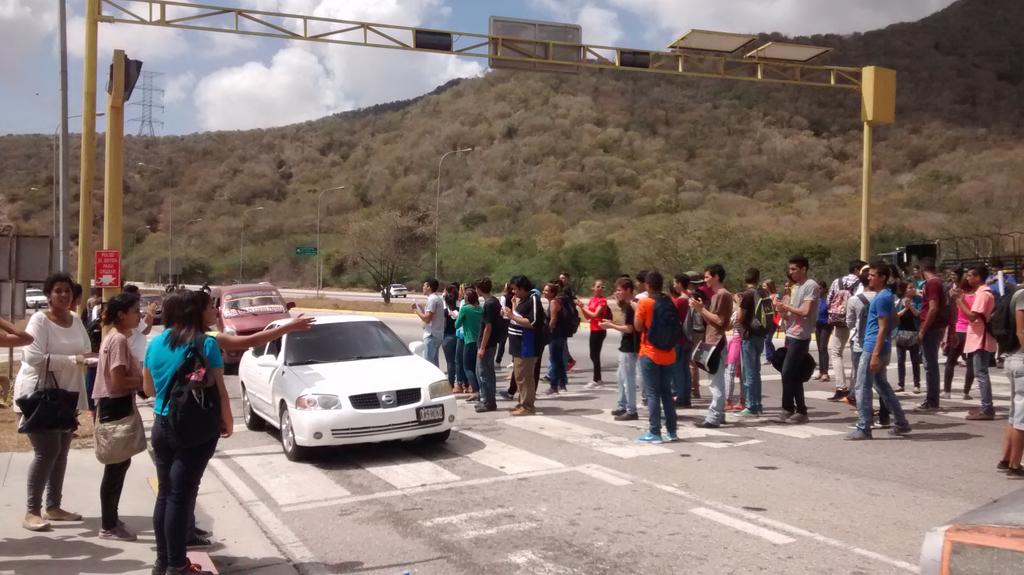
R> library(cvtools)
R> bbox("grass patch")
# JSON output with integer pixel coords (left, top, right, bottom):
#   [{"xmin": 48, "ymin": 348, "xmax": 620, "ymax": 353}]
[{"xmin": 293, "ymin": 298, "xmax": 416, "ymax": 315}]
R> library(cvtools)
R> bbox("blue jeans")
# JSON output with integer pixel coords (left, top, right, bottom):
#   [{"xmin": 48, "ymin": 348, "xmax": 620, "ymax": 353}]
[
  {"xmin": 741, "ymin": 336, "xmax": 765, "ymax": 412},
  {"xmin": 424, "ymin": 334, "xmax": 442, "ymax": 368},
  {"xmin": 477, "ymin": 346, "xmax": 497, "ymax": 406},
  {"xmin": 973, "ymin": 350, "xmax": 994, "ymax": 414},
  {"xmin": 441, "ymin": 334, "xmax": 457, "ymax": 382},
  {"xmin": 704, "ymin": 353, "xmax": 727, "ymax": 425},
  {"xmin": 672, "ymin": 342, "xmax": 692, "ymax": 402},
  {"xmin": 640, "ymin": 356, "xmax": 677, "ymax": 436},
  {"xmin": 548, "ymin": 337, "xmax": 569, "ymax": 390},
  {"xmin": 152, "ymin": 416, "xmax": 218, "ymax": 570},
  {"xmin": 617, "ymin": 352, "xmax": 638, "ymax": 414},
  {"xmin": 854, "ymin": 350, "xmax": 908, "ymax": 432},
  {"xmin": 455, "ymin": 337, "xmax": 467, "ymax": 384},
  {"xmin": 463, "ymin": 340, "xmax": 479, "ymax": 393},
  {"xmin": 921, "ymin": 327, "xmax": 944, "ymax": 406}
]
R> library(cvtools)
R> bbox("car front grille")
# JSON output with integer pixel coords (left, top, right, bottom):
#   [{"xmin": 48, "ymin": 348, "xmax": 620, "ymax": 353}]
[
  {"xmin": 348, "ymin": 388, "xmax": 422, "ymax": 410},
  {"xmin": 331, "ymin": 419, "xmax": 442, "ymax": 438}
]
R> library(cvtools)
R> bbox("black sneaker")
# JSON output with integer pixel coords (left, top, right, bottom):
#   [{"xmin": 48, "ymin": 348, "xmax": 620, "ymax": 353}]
[
  {"xmin": 827, "ymin": 389, "xmax": 848, "ymax": 402},
  {"xmin": 475, "ymin": 403, "xmax": 497, "ymax": 413},
  {"xmin": 193, "ymin": 526, "xmax": 213, "ymax": 539},
  {"xmin": 185, "ymin": 535, "xmax": 212, "ymax": 548},
  {"xmin": 166, "ymin": 559, "xmax": 214, "ymax": 574},
  {"xmin": 915, "ymin": 401, "xmax": 939, "ymax": 412},
  {"xmin": 1008, "ymin": 467, "xmax": 1024, "ymax": 478},
  {"xmin": 674, "ymin": 399, "xmax": 692, "ymax": 408},
  {"xmin": 998, "ymin": 460, "xmax": 1011, "ymax": 470},
  {"xmin": 610, "ymin": 409, "xmax": 626, "ymax": 416},
  {"xmin": 695, "ymin": 420, "xmax": 720, "ymax": 429},
  {"xmin": 559, "ymin": 385, "xmax": 567, "ymax": 392},
  {"xmin": 614, "ymin": 412, "xmax": 639, "ymax": 421},
  {"xmin": 877, "ymin": 417, "xmax": 892, "ymax": 428},
  {"xmin": 498, "ymin": 391, "xmax": 514, "ymax": 401}
]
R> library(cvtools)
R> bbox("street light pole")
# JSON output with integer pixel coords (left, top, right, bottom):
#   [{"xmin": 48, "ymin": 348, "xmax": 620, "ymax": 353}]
[
  {"xmin": 129, "ymin": 224, "xmax": 150, "ymax": 281},
  {"xmin": 57, "ymin": 0, "xmax": 70, "ymax": 273},
  {"xmin": 316, "ymin": 185, "xmax": 344, "ymax": 298},
  {"xmin": 239, "ymin": 206, "xmax": 264, "ymax": 282},
  {"xmin": 434, "ymin": 147, "xmax": 473, "ymax": 278}
]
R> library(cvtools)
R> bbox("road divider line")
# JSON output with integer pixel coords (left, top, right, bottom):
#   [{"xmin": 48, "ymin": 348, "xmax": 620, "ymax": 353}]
[
  {"xmin": 447, "ymin": 430, "xmax": 564, "ymax": 475},
  {"xmin": 207, "ymin": 458, "xmax": 327, "ymax": 575},
  {"xmin": 501, "ymin": 415, "xmax": 673, "ymax": 459},
  {"xmin": 690, "ymin": 507, "xmax": 796, "ymax": 545}
]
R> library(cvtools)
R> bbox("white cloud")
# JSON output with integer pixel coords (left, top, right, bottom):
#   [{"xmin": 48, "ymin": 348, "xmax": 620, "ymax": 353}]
[
  {"xmin": 0, "ymin": 0, "xmax": 57, "ymax": 81},
  {"xmin": 67, "ymin": 15, "xmax": 189, "ymax": 62},
  {"xmin": 191, "ymin": 0, "xmax": 484, "ymax": 131},
  {"xmin": 163, "ymin": 71, "xmax": 195, "ymax": 104},
  {"xmin": 577, "ymin": 4, "xmax": 622, "ymax": 46}
]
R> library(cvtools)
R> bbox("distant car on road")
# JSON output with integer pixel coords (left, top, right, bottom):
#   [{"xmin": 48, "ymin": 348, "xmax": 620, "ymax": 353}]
[
  {"xmin": 238, "ymin": 315, "xmax": 456, "ymax": 461},
  {"xmin": 387, "ymin": 284, "xmax": 409, "ymax": 298},
  {"xmin": 25, "ymin": 288, "xmax": 47, "ymax": 310},
  {"xmin": 920, "ymin": 486, "xmax": 1024, "ymax": 574},
  {"xmin": 212, "ymin": 283, "xmax": 295, "ymax": 372},
  {"xmin": 140, "ymin": 293, "xmax": 164, "ymax": 325}
]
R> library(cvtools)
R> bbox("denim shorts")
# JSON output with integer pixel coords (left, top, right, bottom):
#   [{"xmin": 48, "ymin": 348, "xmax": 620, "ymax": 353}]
[{"xmin": 1007, "ymin": 353, "xmax": 1024, "ymax": 431}]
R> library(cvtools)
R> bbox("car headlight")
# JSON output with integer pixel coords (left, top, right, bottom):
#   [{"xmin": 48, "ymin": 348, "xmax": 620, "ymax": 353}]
[
  {"xmin": 428, "ymin": 379, "xmax": 453, "ymax": 399},
  {"xmin": 295, "ymin": 394, "xmax": 341, "ymax": 410}
]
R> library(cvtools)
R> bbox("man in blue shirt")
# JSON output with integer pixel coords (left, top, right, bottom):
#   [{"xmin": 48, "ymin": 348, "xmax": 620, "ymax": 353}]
[{"xmin": 847, "ymin": 262, "xmax": 912, "ymax": 440}]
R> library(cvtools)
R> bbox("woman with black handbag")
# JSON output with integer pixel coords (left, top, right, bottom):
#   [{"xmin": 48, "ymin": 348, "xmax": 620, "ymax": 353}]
[
  {"xmin": 143, "ymin": 290, "xmax": 231, "ymax": 575},
  {"xmin": 13, "ymin": 272, "xmax": 92, "ymax": 532},
  {"xmin": 92, "ymin": 292, "xmax": 147, "ymax": 541}
]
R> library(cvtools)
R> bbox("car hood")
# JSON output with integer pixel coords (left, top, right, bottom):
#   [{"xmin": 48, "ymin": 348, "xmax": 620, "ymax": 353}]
[{"xmin": 284, "ymin": 354, "xmax": 446, "ymax": 394}]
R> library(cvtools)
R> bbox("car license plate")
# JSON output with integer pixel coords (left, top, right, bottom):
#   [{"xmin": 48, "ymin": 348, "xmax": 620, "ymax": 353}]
[{"xmin": 417, "ymin": 405, "xmax": 444, "ymax": 423}]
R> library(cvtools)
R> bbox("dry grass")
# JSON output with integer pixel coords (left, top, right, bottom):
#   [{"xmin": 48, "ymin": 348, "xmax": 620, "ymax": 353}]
[
  {"xmin": 0, "ymin": 408, "xmax": 96, "ymax": 453},
  {"xmin": 293, "ymin": 298, "xmax": 416, "ymax": 315}
]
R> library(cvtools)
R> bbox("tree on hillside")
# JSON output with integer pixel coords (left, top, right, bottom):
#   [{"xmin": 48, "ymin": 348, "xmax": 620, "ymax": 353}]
[{"xmin": 346, "ymin": 211, "xmax": 429, "ymax": 304}]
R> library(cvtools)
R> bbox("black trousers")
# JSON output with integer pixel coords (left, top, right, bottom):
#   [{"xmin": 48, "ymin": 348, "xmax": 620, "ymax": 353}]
[
  {"xmin": 97, "ymin": 396, "xmax": 134, "ymax": 530},
  {"xmin": 781, "ymin": 337, "xmax": 810, "ymax": 415},
  {"xmin": 943, "ymin": 331, "xmax": 974, "ymax": 394},
  {"xmin": 589, "ymin": 330, "xmax": 607, "ymax": 382}
]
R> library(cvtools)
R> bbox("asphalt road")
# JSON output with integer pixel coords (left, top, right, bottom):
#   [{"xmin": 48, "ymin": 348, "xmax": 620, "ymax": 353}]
[{"xmin": 202, "ymin": 314, "xmax": 1016, "ymax": 574}]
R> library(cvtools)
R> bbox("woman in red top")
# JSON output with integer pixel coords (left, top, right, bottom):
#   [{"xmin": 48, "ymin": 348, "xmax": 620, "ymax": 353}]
[{"xmin": 578, "ymin": 280, "xmax": 609, "ymax": 388}]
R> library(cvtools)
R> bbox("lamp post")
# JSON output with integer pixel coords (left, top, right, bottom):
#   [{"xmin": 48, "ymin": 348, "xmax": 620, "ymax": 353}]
[
  {"xmin": 239, "ymin": 206, "xmax": 264, "ymax": 282},
  {"xmin": 49, "ymin": 112, "xmax": 104, "ymax": 272},
  {"xmin": 316, "ymin": 185, "xmax": 344, "ymax": 298},
  {"xmin": 434, "ymin": 147, "xmax": 473, "ymax": 278},
  {"xmin": 129, "ymin": 224, "xmax": 150, "ymax": 281}
]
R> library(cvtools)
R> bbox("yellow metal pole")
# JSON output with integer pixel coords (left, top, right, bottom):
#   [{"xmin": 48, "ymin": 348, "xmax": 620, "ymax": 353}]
[
  {"xmin": 860, "ymin": 120, "xmax": 873, "ymax": 262},
  {"xmin": 103, "ymin": 50, "xmax": 126, "ymax": 304},
  {"xmin": 76, "ymin": 0, "xmax": 99, "ymax": 309}
]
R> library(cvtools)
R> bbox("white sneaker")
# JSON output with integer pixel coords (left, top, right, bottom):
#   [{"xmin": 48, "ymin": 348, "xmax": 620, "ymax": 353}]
[
  {"xmin": 505, "ymin": 363, "xmax": 514, "ymax": 370},
  {"xmin": 584, "ymin": 381, "xmax": 603, "ymax": 390},
  {"xmin": 942, "ymin": 392, "xmax": 952, "ymax": 399}
]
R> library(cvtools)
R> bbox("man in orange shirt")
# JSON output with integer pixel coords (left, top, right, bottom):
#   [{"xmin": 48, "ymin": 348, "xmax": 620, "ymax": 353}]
[{"xmin": 633, "ymin": 271, "xmax": 680, "ymax": 444}]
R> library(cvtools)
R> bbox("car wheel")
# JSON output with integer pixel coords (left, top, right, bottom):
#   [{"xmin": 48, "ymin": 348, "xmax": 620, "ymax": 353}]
[
  {"xmin": 241, "ymin": 385, "xmax": 266, "ymax": 431},
  {"xmin": 279, "ymin": 405, "xmax": 309, "ymax": 462},
  {"xmin": 422, "ymin": 429, "xmax": 451, "ymax": 444}
]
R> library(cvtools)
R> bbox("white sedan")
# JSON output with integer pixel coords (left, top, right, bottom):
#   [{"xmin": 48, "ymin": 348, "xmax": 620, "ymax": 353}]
[{"xmin": 238, "ymin": 315, "xmax": 456, "ymax": 461}]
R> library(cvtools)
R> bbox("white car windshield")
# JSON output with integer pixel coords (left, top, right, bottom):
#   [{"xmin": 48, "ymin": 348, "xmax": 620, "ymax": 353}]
[
  {"xmin": 284, "ymin": 322, "xmax": 411, "ymax": 366},
  {"xmin": 223, "ymin": 290, "xmax": 286, "ymax": 317}
]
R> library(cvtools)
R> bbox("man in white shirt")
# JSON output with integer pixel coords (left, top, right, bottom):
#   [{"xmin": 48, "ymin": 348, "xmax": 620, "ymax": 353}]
[{"xmin": 413, "ymin": 278, "xmax": 445, "ymax": 367}]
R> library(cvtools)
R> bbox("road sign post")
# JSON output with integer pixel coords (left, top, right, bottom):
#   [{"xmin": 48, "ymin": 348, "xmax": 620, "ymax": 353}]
[
  {"xmin": 295, "ymin": 246, "xmax": 318, "ymax": 257},
  {"xmin": 95, "ymin": 249, "xmax": 121, "ymax": 288}
]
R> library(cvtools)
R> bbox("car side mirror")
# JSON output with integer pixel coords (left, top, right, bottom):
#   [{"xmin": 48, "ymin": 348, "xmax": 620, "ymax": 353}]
[
  {"xmin": 286, "ymin": 301, "xmax": 296, "ymax": 310},
  {"xmin": 408, "ymin": 341, "xmax": 424, "ymax": 357},
  {"xmin": 256, "ymin": 355, "xmax": 279, "ymax": 368}
]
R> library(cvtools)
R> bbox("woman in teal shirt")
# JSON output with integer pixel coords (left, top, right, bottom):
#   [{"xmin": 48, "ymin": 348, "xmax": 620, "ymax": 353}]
[
  {"xmin": 456, "ymin": 288, "xmax": 484, "ymax": 401},
  {"xmin": 143, "ymin": 290, "xmax": 230, "ymax": 575}
]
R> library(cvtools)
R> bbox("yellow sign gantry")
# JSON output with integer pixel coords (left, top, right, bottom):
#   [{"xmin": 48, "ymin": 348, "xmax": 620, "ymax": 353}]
[{"xmin": 77, "ymin": 0, "xmax": 895, "ymax": 293}]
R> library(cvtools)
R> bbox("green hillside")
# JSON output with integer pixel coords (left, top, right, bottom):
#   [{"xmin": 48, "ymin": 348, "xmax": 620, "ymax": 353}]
[{"xmin": 1, "ymin": 0, "xmax": 1022, "ymax": 289}]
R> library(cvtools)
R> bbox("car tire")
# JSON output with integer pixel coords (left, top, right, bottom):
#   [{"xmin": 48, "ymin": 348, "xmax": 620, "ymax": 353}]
[
  {"xmin": 422, "ymin": 429, "xmax": 451, "ymax": 444},
  {"xmin": 241, "ymin": 385, "xmax": 266, "ymax": 431},
  {"xmin": 279, "ymin": 405, "xmax": 309, "ymax": 462}
]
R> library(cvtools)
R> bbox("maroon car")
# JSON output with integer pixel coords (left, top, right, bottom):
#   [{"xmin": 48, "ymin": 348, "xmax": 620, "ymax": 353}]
[{"xmin": 212, "ymin": 284, "xmax": 295, "ymax": 370}]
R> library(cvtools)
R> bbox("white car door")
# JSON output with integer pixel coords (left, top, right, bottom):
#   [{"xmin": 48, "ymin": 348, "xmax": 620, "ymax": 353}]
[{"xmin": 249, "ymin": 337, "xmax": 283, "ymax": 416}]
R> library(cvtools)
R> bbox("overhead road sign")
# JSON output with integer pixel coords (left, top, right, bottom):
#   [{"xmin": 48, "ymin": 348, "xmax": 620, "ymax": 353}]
[
  {"xmin": 489, "ymin": 16, "xmax": 582, "ymax": 73},
  {"xmin": 295, "ymin": 246, "xmax": 318, "ymax": 257},
  {"xmin": 669, "ymin": 30, "xmax": 756, "ymax": 54},
  {"xmin": 744, "ymin": 42, "xmax": 832, "ymax": 63}
]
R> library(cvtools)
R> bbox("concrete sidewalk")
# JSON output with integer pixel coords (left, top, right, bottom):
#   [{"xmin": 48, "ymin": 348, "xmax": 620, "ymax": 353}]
[{"xmin": 0, "ymin": 448, "xmax": 298, "ymax": 575}]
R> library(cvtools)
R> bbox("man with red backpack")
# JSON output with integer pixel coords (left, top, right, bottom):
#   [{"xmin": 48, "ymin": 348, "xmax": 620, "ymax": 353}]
[{"xmin": 825, "ymin": 260, "xmax": 865, "ymax": 401}]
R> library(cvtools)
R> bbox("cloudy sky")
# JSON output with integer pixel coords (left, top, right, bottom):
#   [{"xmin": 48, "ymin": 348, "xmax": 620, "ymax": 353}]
[{"xmin": 2, "ymin": 0, "xmax": 956, "ymax": 135}]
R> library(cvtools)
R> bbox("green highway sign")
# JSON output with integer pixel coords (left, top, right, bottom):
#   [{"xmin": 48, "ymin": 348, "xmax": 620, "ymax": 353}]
[{"xmin": 295, "ymin": 246, "xmax": 318, "ymax": 256}]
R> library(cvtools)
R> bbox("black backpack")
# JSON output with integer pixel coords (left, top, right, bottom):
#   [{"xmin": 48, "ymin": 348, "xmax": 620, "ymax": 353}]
[
  {"xmin": 748, "ymin": 288, "xmax": 775, "ymax": 338},
  {"xmin": 557, "ymin": 294, "xmax": 581, "ymax": 337},
  {"xmin": 647, "ymin": 294, "xmax": 683, "ymax": 351},
  {"xmin": 86, "ymin": 317, "xmax": 103, "ymax": 354},
  {"xmin": 163, "ymin": 340, "xmax": 222, "ymax": 448},
  {"xmin": 990, "ymin": 286, "xmax": 1022, "ymax": 352}
]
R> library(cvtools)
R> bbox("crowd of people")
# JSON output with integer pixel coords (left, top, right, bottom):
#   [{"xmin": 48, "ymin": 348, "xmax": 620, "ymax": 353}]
[
  {"xmin": 7, "ymin": 272, "xmax": 312, "ymax": 575},
  {"xmin": 416, "ymin": 257, "xmax": 1024, "ymax": 469}
]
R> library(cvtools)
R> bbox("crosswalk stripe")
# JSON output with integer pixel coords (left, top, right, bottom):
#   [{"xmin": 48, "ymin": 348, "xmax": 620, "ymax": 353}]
[
  {"xmin": 752, "ymin": 425, "xmax": 844, "ymax": 439},
  {"xmin": 501, "ymin": 415, "xmax": 673, "ymax": 458},
  {"xmin": 689, "ymin": 507, "xmax": 796, "ymax": 545},
  {"xmin": 581, "ymin": 410, "xmax": 738, "ymax": 439},
  {"xmin": 224, "ymin": 445, "xmax": 351, "ymax": 506},
  {"xmin": 361, "ymin": 452, "xmax": 462, "ymax": 489},
  {"xmin": 445, "ymin": 430, "xmax": 564, "ymax": 475}
]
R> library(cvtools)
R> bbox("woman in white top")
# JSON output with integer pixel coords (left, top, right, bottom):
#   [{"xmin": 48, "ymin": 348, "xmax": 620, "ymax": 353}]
[{"xmin": 14, "ymin": 272, "xmax": 93, "ymax": 532}]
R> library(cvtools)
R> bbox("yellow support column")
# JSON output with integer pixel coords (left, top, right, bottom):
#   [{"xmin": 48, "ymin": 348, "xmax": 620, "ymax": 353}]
[
  {"xmin": 76, "ymin": 0, "xmax": 99, "ymax": 309},
  {"xmin": 103, "ymin": 50, "xmax": 126, "ymax": 304},
  {"xmin": 860, "ymin": 121, "xmax": 873, "ymax": 262},
  {"xmin": 859, "ymin": 66, "xmax": 897, "ymax": 262}
]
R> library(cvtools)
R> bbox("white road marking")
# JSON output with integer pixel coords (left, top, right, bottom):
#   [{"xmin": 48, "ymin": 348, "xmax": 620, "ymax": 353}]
[
  {"xmin": 224, "ymin": 445, "xmax": 351, "ymax": 506},
  {"xmin": 461, "ymin": 522, "xmax": 538, "ymax": 539},
  {"xmin": 507, "ymin": 550, "xmax": 576, "ymax": 574},
  {"xmin": 804, "ymin": 390, "xmax": 837, "ymax": 401},
  {"xmin": 361, "ymin": 452, "xmax": 461, "ymax": 489},
  {"xmin": 208, "ymin": 458, "xmax": 328, "ymax": 575},
  {"xmin": 752, "ymin": 425, "xmax": 845, "ymax": 439},
  {"xmin": 576, "ymin": 464, "xmax": 633, "ymax": 486},
  {"xmin": 502, "ymin": 415, "xmax": 673, "ymax": 458},
  {"xmin": 582, "ymin": 411, "xmax": 738, "ymax": 439},
  {"xmin": 692, "ymin": 439, "xmax": 763, "ymax": 449},
  {"xmin": 690, "ymin": 507, "xmax": 796, "ymax": 545},
  {"xmin": 420, "ymin": 508, "xmax": 509, "ymax": 527},
  {"xmin": 446, "ymin": 430, "xmax": 564, "ymax": 474}
]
